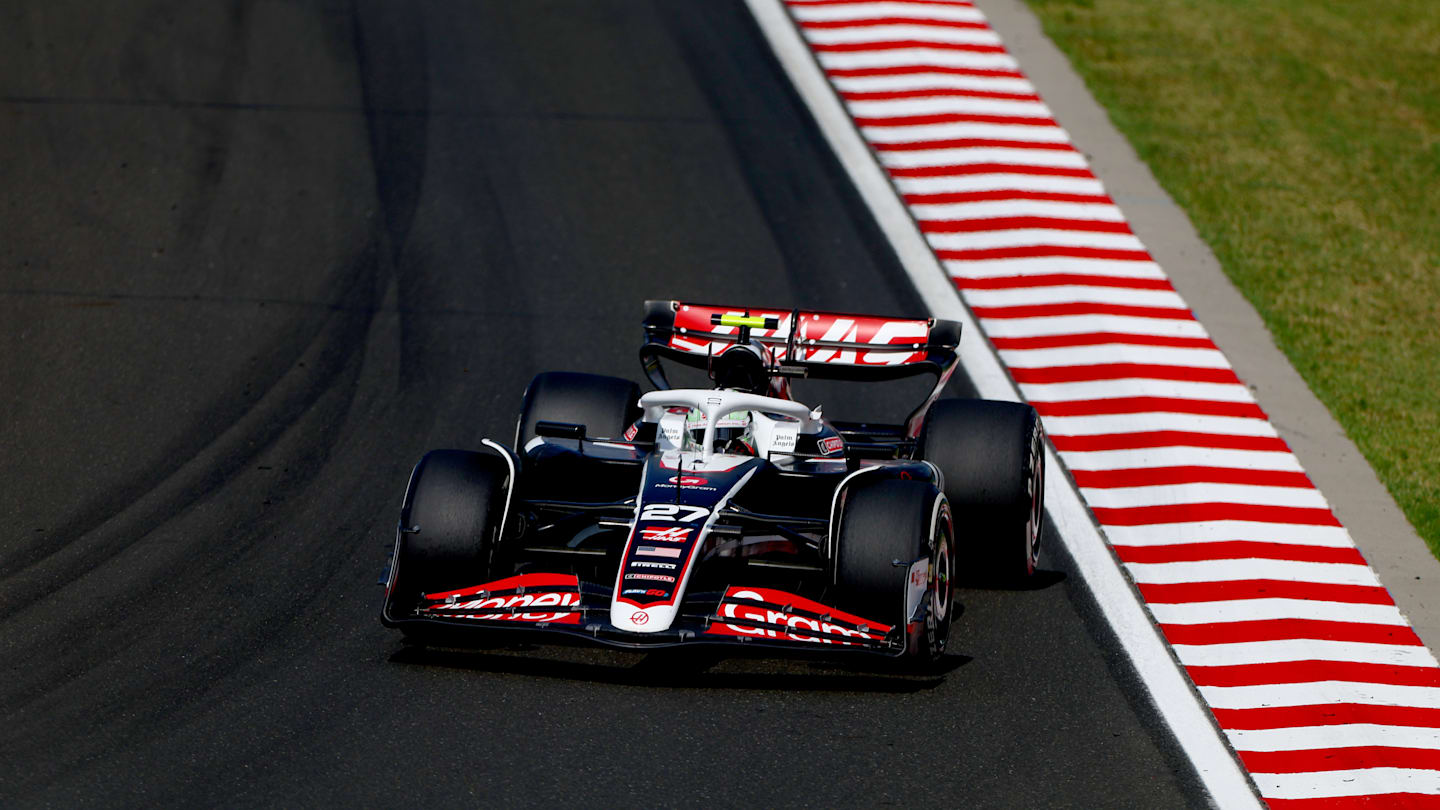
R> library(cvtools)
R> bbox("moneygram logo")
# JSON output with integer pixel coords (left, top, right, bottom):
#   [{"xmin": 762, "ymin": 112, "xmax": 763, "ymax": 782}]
[{"xmin": 426, "ymin": 591, "xmax": 581, "ymax": 625}]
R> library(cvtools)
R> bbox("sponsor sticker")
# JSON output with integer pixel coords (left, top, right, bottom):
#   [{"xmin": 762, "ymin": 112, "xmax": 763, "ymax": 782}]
[
  {"xmin": 818, "ymin": 436, "xmax": 844, "ymax": 456},
  {"xmin": 639, "ymin": 503, "xmax": 709, "ymax": 523},
  {"xmin": 668, "ymin": 475, "xmax": 709, "ymax": 486},
  {"xmin": 703, "ymin": 586, "xmax": 889, "ymax": 644},
  {"xmin": 425, "ymin": 591, "xmax": 581, "ymax": 625},
  {"xmin": 637, "ymin": 545, "xmax": 682, "ymax": 558},
  {"xmin": 625, "ymin": 573, "xmax": 676, "ymax": 583},
  {"xmin": 640, "ymin": 526, "xmax": 692, "ymax": 543},
  {"xmin": 631, "ymin": 560, "xmax": 676, "ymax": 570}
]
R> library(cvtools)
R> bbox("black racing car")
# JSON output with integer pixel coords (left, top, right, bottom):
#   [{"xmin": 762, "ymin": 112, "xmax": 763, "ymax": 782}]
[{"xmin": 380, "ymin": 300, "xmax": 1044, "ymax": 663}]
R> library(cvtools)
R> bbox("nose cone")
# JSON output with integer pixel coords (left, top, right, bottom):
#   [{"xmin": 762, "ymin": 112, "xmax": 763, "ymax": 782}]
[{"xmin": 611, "ymin": 602, "xmax": 679, "ymax": 633}]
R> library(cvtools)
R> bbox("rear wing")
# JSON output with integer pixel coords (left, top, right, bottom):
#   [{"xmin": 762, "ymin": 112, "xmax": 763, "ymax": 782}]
[{"xmin": 640, "ymin": 300, "xmax": 961, "ymax": 435}]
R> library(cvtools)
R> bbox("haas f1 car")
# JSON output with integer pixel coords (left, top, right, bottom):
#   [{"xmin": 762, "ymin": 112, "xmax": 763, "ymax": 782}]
[{"xmin": 381, "ymin": 301, "xmax": 1045, "ymax": 663}]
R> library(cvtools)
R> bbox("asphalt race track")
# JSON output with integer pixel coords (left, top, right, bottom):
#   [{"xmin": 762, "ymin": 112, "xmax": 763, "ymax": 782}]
[{"xmin": 3, "ymin": 2, "xmax": 1200, "ymax": 806}]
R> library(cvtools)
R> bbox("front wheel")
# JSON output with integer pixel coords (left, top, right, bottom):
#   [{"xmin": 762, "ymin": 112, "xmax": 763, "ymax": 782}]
[
  {"xmin": 831, "ymin": 478, "xmax": 953, "ymax": 664},
  {"xmin": 383, "ymin": 449, "xmax": 510, "ymax": 625}
]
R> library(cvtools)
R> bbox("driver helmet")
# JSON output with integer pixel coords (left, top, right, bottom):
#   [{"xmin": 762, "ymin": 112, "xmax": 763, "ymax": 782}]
[
  {"xmin": 684, "ymin": 409, "xmax": 756, "ymax": 456},
  {"xmin": 711, "ymin": 342, "xmax": 770, "ymax": 395}
]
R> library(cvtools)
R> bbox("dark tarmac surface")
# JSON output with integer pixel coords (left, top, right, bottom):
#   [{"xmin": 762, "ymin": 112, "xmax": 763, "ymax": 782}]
[{"xmin": 1, "ymin": 1, "xmax": 1199, "ymax": 806}]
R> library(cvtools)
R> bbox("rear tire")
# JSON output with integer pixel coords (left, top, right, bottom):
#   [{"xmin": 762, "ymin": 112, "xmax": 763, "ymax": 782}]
[
  {"xmin": 387, "ymin": 450, "xmax": 509, "ymax": 619},
  {"xmin": 515, "ymin": 371, "xmax": 641, "ymax": 449},
  {"xmin": 920, "ymin": 398, "xmax": 1045, "ymax": 581},
  {"xmin": 832, "ymin": 478, "xmax": 953, "ymax": 663}
]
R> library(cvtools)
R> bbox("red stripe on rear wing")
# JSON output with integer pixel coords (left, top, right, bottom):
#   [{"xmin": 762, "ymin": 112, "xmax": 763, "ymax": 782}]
[{"xmin": 656, "ymin": 301, "xmax": 947, "ymax": 367}]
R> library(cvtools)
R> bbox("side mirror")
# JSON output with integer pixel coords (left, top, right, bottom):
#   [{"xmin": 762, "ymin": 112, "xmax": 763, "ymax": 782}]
[{"xmin": 534, "ymin": 421, "xmax": 586, "ymax": 440}]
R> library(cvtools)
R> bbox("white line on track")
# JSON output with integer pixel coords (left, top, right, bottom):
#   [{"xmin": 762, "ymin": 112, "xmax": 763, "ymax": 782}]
[
  {"xmin": 846, "ymin": 96, "xmax": 1052, "ymax": 117},
  {"xmin": 1004, "ymin": 344, "xmax": 1231, "ymax": 369},
  {"xmin": 979, "ymin": 316, "xmax": 1211, "ymax": 340},
  {"xmin": 1104, "ymin": 521, "xmax": 1352, "ymax": 549},
  {"xmin": 862, "ymin": 121, "xmax": 1070, "ymax": 143},
  {"xmin": 1060, "ymin": 449, "xmax": 1306, "ymax": 474},
  {"xmin": 1125, "ymin": 559, "xmax": 1380, "ymax": 587},
  {"xmin": 945, "ymin": 256, "xmax": 1168, "ymax": 279},
  {"xmin": 788, "ymin": 2, "xmax": 988, "ymax": 24},
  {"xmin": 816, "ymin": 49, "xmax": 1020, "ymax": 71},
  {"xmin": 831, "ymin": 73, "xmax": 1035, "ymax": 94},
  {"xmin": 1254, "ymin": 768, "xmax": 1440, "ymax": 800},
  {"xmin": 1228, "ymin": 724, "xmax": 1440, "ymax": 753},
  {"xmin": 879, "ymin": 147, "xmax": 1089, "ymax": 168},
  {"xmin": 801, "ymin": 24, "xmax": 1003, "ymax": 47},
  {"xmin": 913, "ymin": 200, "xmax": 1127, "ymax": 222},
  {"xmin": 1174, "ymin": 640, "xmax": 1436, "ymax": 669},
  {"xmin": 1082, "ymin": 483, "xmax": 1328, "ymax": 510},
  {"xmin": 1200, "ymin": 681, "xmax": 1440, "ymax": 711},
  {"xmin": 745, "ymin": 1, "xmax": 1262, "ymax": 805},
  {"xmin": 896, "ymin": 173, "xmax": 1105, "ymax": 196},
  {"xmin": 1047, "ymin": 413, "xmax": 1279, "ymax": 438},
  {"xmin": 962, "ymin": 283, "xmax": 1185, "ymax": 307},
  {"xmin": 926, "ymin": 230, "xmax": 1150, "ymax": 254},
  {"xmin": 1016, "ymin": 379, "xmax": 1253, "ymax": 403},
  {"xmin": 1149, "ymin": 599, "xmax": 1408, "ymax": 626}
]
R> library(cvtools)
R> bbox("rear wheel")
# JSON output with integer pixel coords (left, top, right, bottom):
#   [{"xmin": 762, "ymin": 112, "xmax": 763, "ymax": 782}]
[
  {"xmin": 386, "ymin": 449, "xmax": 510, "ymax": 621},
  {"xmin": 831, "ymin": 478, "xmax": 953, "ymax": 663},
  {"xmin": 920, "ymin": 399, "xmax": 1045, "ymax": 581},
  {"xmin": 515, "ymin": 371, "xmax": 641, "ymax": 449}
]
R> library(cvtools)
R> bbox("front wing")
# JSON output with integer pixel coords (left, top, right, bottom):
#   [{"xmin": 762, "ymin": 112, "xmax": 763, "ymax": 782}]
[{"xmin": 391, "ymin": 572, "xmax": 908, "ymax": 657}]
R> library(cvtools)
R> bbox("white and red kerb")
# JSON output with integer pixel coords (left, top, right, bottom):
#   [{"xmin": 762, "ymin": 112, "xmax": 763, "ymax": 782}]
[{"xmin": 783, "ymin": 1, "xmax": 1440, "ymax": 806}]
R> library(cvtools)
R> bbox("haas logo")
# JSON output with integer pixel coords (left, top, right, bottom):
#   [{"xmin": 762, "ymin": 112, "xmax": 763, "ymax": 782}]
[{"xmin": 631, "ymin": 611, "xmax": 650, "ymax": 625}]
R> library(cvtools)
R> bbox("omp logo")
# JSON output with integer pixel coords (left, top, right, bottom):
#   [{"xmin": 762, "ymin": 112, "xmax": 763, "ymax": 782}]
[
  {"xmin": 640, "ymin": 526, "xmax": 691, "ymax": 543},
  {"xmin": 668, "ymin": 476, "xmax": 709, "ymax": 486},
  {"xmin": 433, "ymin": 591, "xmax": 580, "ymax": 624}
]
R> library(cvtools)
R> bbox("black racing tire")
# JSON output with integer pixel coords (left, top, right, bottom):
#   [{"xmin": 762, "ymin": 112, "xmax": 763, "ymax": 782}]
[
  {"xmin": 831, "ymin": 478, "xmax": 953, "ymax": 663},
  {"xmin": 514, "ymin": 371, "xmax": 642, "ymax": 449},
  {"xmin": 389, "ymin": 450, "xmax": 509, "ymax": 615},
  {"xmin": 919, "ymin": 398, "xmax": 1045, "ymax": 581}
]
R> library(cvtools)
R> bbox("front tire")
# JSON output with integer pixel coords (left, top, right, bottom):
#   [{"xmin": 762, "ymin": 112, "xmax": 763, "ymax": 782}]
[
  {"xmin": 920, "ymin": 399, "xmax": 1045, "ymax": 581},
  {"xmin": 384, "ymin": 449, "xmax": 510, "ymax": 623},
  {"xmin": 831, "ymin": 478, "xmax": 953, "ymax": 663}
]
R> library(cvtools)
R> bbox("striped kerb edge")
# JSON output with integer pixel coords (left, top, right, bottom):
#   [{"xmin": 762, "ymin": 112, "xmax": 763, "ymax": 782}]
[{"xmin": 779, "ymin": 1, "xmax": 1440, "ymax": 806}]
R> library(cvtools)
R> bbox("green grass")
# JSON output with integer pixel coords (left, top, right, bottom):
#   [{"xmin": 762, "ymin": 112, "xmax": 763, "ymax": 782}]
[{"xmin": 1021, "ymin": 0, "xmax": 1440, "ymax": 556}]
